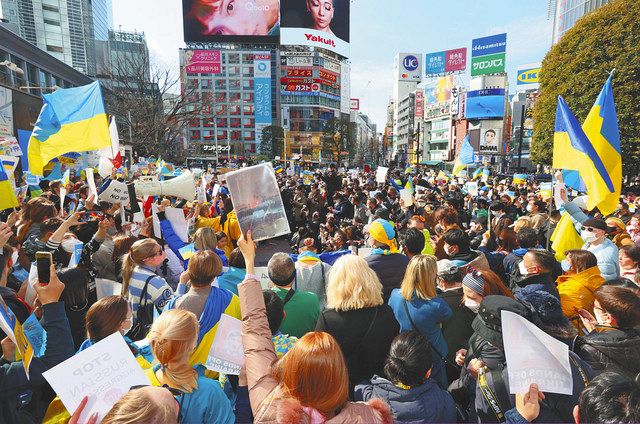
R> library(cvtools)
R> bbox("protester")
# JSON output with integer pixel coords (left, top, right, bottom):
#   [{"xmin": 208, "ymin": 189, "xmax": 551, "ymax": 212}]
[
  {"xmin": 101, "ymin": 386, "xmax": 180, "ymax": 424},
  {"xmin": 217, "ymin": 247, "xmax": 246, "ymax": 295},
  {"xmin": 618, "ymin": 243, "xmax": 640, "ymax": 281},
  {"xmin": 365, "ymin": 219, "xmax": 410, "ymax": 301},
  {"xmin": 511, "ymin": 249, "xmax": 560, "ymax": 301},
  {"xmin": 294, "ymin": 237, "xmax": 332, "ymax": 307}
]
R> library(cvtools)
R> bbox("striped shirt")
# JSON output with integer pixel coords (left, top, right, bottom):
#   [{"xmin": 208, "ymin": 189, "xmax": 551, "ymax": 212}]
[{"xmin": 127, "ymin": 265, "xmax": 175, "ymax": 313}]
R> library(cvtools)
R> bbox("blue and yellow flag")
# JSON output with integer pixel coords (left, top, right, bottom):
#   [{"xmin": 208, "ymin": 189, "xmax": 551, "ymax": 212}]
[
  {"xmin": 453, "ymin": 136, "xmax": 475, "ymax": 176},
  {"xmin": 0, "ymin": 157, "xmax": 18, "ymax": 211},
  {"xmin": 550, "ymin": 212, "xmax": 584, "ymax": 261},
  {"xmin": 513, "ymin": 174, "xmax": 527, "ymax": 185},
  {"xmin": 28, "ymin": 81, "xmax": 110, "ymax": 176},
  {"xmin": 472, "ymin": 168, "xmax": 483, "ymax": 180},
  {"xmin": 404, "ymin": 178, "xmax": 414, "ymax": 195}
]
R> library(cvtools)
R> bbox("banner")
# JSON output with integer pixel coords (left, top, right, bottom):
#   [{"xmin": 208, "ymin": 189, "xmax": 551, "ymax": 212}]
[
  {"xmin": 184, "ymin": 49, "xmax": 221, "ymax": 74},
  {"xmin": 254, "ymin": 52, "xmax": 272, "ymax": 144},
  {"xmin": 471, "ymin": 33, "xmax": 507, "ymax": 77},
  {"xmin": 425, "ymin": 48, "xmax": 467, "ymax": 76}
]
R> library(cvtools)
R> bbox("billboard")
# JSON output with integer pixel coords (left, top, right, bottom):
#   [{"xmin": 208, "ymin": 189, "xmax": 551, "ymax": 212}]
[
  {"xmin": 466, "ymin": 88, "xmax": 506, "ymax": 119},
  {"xmin": 471, "ymin": 33, "xmax": 506, "ymax": 77},
  {"xmin": 280, "ymin": 0, "xmax": 350, "ymax": 58},
  {"xmin": 396, "ymin": 53, "xmax": 422, "ymax": 82},
  {"xmin": 254, "ymin": 53, "xmax": 272, "ymax": 144},
  {"xmin": 350, "ymin": 98, "xmax": 360, "ymax": 111},
  {"xmin": 182, "ymin": 0, "xmax": 280, "ymax": 43},
  {"xmin": 479, "ymin": 126, "xmax": 502, "ymax": 154},
  {"xmin": 184, "ymin": 50, "xmax": 221, "ymax": 74},
  {"xmin": 415, "ymin": 90, "xmax": 423, "ymax": 117},
  {"xmin": 425, "ymin": 48, "xmax": 467, "ymax": 77},
  {"xmin": 340, "ymin": 62, "xmax": 350, "ymax": 113},
  {"xmin": 516, "ymin": 63, "xmax": 542, "ymax": 90}
]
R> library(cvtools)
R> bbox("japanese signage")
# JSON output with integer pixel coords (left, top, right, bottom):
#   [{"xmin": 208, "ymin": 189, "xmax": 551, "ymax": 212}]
[
  {"xmin": 471, "ymin": 33, "xmax": 507, "ymax": 77},
  {"xmin": 415, "ymin": 90, "xmax": 424, "ymax": 117},
  {"xmin": 184, "ymin": 50, "xmax": 221, "ymax": 74},
  {"xmin": 516, "ymin": 63, "xmax": 542, "ymax": 90},
  {"xmin": 254, "ymin": 53, "xmax": 272, "ymax": 144},
  {"xmin": 425, "ymin": 47, "xmax": 467, "ymax": 76}
]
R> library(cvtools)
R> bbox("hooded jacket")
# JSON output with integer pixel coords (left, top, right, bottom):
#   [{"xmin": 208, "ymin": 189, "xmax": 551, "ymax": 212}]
[
  {"xmin": 556, "ymin": 266, "xmax": 605, "ymax": 327},
  {"xmin": 575, "ymin": 327, "xmax": 640, "ymax": 377},
  {"xmin": 239, "ymin": 276, "xmax": 393, "ymax": 424},
  {"xmin": 354, "ymin": 376, "xmax": 456, "ymax": 423}
]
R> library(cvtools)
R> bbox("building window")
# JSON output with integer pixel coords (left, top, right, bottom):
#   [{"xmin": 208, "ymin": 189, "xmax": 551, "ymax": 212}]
[
  {"xmin": 46, "ymin": 45, "xmax": 64, "ymax": 53},
  {"xmin": 42, "ymin": 4, "xmax": 60, "ymax": 12},
  {"xmin": 44, "ymin": 18, "xmax": 61, "ymax": 26}
]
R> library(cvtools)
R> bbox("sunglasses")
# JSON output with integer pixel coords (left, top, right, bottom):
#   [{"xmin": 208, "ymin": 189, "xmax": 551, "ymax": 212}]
[
  {"xmin": 581, "ymin": 226, "xmax": 596, "ymax": 232},
  {"xmin": 130, "ymin": 384, "xmax": 184, "ymax": 422}
]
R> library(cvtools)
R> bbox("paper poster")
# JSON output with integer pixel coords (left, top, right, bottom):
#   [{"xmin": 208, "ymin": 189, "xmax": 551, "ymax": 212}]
[
  {"xmin": 85, "ymin": 168, "xmax": 98, "ymax": 199},
  {"xmin": 98, "ymin": 180, "xmax": 130, "ymax": 204},
  {"xmin": 0, "ymin": 135, "xmax": 22, "ymax": 156},
  {"xmin": 178, "ymin": 243, "xmax": 196, "ymax": 260},
  {"xmin": 253, "ymin": 266, "xmax": 272, "ymax": 289},
  {"xmin": 151, "ymin": 205, "xmax": 188, "ymax": 242},
  {"xmin": 43, "ymin": 333, "xmax": 151, "ymax": 423},
  {"xmin": 22, "ymin": 313, "xmax": 46, "ymax": 357},
  {"xmin": 211, "ymin": 183, "xmax": 220, "ymax": 198},
  {"xmin": 68, "ymin": 242, "xmax": 83, "ymax": 268},
  {"xmin": 540, "ymin": 182, "xmax": 553, "ymax": 200},
  {"xmin": 376, "ymin": 166, "xmax": 388, "ymax": 184},
  {"xmin": 225, "ymin": 164, "xmax": 291, "ymax": 242},
  {"xmin": 467, "ymin": 181, "xmax": 479, "ymax": 197},
  {"xmin": 502, "ymin": 310, "xmax": 573, "ymax": 395},
  {"xmin": 95, "ymin": 279, "xmax": 122, "ymax": 300},
  {"xmin": 205, "ymin": 314, "xmax": 244, "ymax": 375},
  {"xmin": 399, "ymin": 189, "xmax": 413, "ymax": 207},
  {"xmin": 554, "ymin": 183, "xmax": 565, "ymax": 210}
]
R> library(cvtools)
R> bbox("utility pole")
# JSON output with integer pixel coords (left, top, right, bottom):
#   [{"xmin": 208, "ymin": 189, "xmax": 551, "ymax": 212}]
[{"xmin": 516, "ymin": 104, "xmax": 525, "ymax": 171}]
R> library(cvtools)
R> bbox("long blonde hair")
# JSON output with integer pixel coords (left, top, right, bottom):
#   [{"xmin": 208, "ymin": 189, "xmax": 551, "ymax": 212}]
[
  {"xmin": 400, "ymin": 255, "xmax": 438, "ymax": 301},
  {"xmin": 147, "ymin": 309, "xmax": 199, "ymax": 393},
  {"xmin": 102, "ymin": 387, "xmax": 178, "ymax": 424},
  {"xmin": 193, "ymin": 227, "xmax": 217, "ymax": 251},
  {"xmin": 326, "ymin": 254, "xmax": 383, "ymax": 311},
  {"xmin": 121, "ymin": 238, "xmax": 161, "ymax": 294}
]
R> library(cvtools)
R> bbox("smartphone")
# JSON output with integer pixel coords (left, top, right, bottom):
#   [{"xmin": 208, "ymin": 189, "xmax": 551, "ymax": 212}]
[
  {"xmin": 80, "ymin": 211, "xmax": 105, "ymax": 222},
  {"xmin": 35, "ymin": 251, "xmax": 53, "ymax": 285}
]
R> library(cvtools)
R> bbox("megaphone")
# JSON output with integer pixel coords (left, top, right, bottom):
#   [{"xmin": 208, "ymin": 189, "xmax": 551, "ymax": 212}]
[{"xmin": 133, "ymin": 170, "xmax": 196, "ymax": 201}]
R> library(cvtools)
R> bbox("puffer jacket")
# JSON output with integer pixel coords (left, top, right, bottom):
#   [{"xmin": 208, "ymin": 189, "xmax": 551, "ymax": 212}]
[
  {"xmin": 365, "ymin": 253, "xmax": 410, "ymax": 301},
  {"xmin": 575, "ymin": 328, "xmax": 640, "ymax": 377},
  {"xmin": 556, "ymin": 266, "xmax": 605, "ymax": 328},
  {"xmin": 354, "ymin": 375, "xmax": 456, "ymax": 423},
  {"xmin": 239, "ymin": 276, "xmax": 393, "ymax": 424}
]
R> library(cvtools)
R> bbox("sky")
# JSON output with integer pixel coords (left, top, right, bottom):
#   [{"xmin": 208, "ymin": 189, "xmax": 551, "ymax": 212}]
[{"xmin": 112, "ymin": 0, "xmax": 553, "ymax": 130}]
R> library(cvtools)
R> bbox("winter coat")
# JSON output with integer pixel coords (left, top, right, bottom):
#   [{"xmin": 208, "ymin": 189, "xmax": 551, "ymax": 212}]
[
  {"xmin": 556, "ymin": 266, "xmax": 605, "ymax": 327},
  {"xmin": 355, "ymin": 376, "xmax": 456, "ymax": 423},
  {"xmin": 513, "ymin": 272, "xmax": 560, "ymax": 302},
  {"xmin": 365, "ymin": 253, "xmax": 410, "ymax": 302},
  {"xmin": 239, "ymin": 276, "xmax": 393, "ymax": 424},
  {"xmin": 575, "ymin": 327, "xmax": 640, "ymax": 377},
  {"xmin": 438, "ymin": 287, "xmax": 475, "ymax": 381}
]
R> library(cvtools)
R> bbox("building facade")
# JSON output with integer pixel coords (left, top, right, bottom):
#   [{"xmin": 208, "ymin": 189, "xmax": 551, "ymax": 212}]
[
  {"xmin": 552, "ymin": 0, "xmax": 611, "ymax": 43},
  {"xmin": 350, "ymin": 111, "xmax": 377, "ymax": 165},
  {"xmin": 1, "ymin": 0, "xmax": 113, "ymax": 75},
  {"xmin": 96, "ymin": 29, "xmax": 150, "ymax": 89}
]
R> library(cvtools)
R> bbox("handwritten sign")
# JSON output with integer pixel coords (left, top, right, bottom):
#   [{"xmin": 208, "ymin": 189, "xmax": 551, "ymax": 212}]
[
  {"xmin": 252, "ymin": 266, "xmax": 271, "ymax": 289},
  {"xmin": 98, "ymin": 180, "xmax": 130, "ymax": 204},
  {"xmin": 205, "ymin": 314, "xmax": 244, "ymax": 375},
  {"xmin": 376, "ymin": 166, "xmax": 388, "ymax": 184},
  {"xmin": 43, "ymin": 333, "xmax": 150, "ymax": 423}
]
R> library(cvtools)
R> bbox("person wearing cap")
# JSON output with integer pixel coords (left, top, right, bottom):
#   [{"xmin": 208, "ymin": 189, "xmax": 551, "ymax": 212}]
[
  {"xmin": 579, "ymin": 218, "xmax": 620, "ymax": 281},
  {"xmin": 436, "ymin": 259, "xmax": 476, "ymax": 383},
  {"xmin": 468, "ymin": 216, "xmax": 487, "ymax": 251},
  {"xmin": 365, "ymin": 219, "xmax": 410, "ymax": 302},
  {"xmin": 605, "ymin": 216, "xmax": 633, "ymax": 248}
]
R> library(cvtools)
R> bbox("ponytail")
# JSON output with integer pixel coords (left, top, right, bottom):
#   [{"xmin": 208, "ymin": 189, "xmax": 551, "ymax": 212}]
[
  {"xmin": 120, "ymin": 252, "xmax": 134, "ymax": 296},
  {"xmin": 120, "ymin": 238, "xmax": 162, "ymax": 296}
]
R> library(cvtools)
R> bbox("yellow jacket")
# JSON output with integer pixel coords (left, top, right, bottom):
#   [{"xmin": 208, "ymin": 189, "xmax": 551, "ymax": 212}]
[
  {"xmin": 556, "ymin": 266, "xmax": 605, "ymax": 327},
  {"xmin": 195, "ymin": 215, "xmax": 221, "ymax": 231}
]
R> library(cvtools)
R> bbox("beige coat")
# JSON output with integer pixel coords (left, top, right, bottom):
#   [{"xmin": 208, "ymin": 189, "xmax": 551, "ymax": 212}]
[{"xmin": 239, "ymin": 277, "xmax": 393, "ymax": 424}]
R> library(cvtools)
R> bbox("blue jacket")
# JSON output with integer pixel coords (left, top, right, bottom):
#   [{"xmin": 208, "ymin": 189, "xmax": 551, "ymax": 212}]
[{"xmin": 355, "ymin": 375, "xmax": 456, "ymax": 423}]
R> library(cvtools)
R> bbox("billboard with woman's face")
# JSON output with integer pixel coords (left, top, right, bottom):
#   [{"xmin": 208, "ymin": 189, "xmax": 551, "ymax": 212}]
[
  {"xmin": 182, "ymin": 0, "xmax": 280, "ymax": 43},
  {"xmin": 280, "ymin": 0, "xmax": 350, "ymax": 57}
]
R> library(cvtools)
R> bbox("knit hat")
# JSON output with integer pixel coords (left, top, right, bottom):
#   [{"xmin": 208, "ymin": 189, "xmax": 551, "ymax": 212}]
[{"xmin": 462, "ymin": 272, "xmax": 485, "ymax": 295}]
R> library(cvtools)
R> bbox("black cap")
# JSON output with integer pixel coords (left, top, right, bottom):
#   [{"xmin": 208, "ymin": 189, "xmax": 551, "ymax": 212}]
[
  {"xmin": 583, "ymin": 218, "xmax": 608, "ymax": 232},
  {"xmin": 471, "ymin": 295, "xmax": 532, "ymax": 348}
]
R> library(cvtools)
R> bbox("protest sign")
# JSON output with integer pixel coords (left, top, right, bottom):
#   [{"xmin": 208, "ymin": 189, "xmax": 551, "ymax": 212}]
[
  {"xmin": 225, "ymin": 164, "xmax": 290, "ymax": 242},
  {"xmin": 399, "ymin": 189, "xmax": 413, "ymax": 207},
  {"xmin": 0, "ymin": 296, "xmax": 18, "ymax": 343},
  {"xmin": 96, "ymin": 278, "xmax": 122, "ymax": 300},
  {"xmin": 376, "ymin": 166, "xmax": 388, "ymax": 184},
  {"xmin": 43, "ymin": 333, "xmax": 150, "ymax": 423},
  {"xmin": 0, "ymin": 135, "xmax": 22, "ymax": 156},
  {"xmin": 253, "ymin": 266, "xmax": 271, "ymax": 289},
  {"xmin": 67, "ymin": 242, "xmax": 83, "ymax": 268},
  {"xmin": 502, "ymin": 310, "xmax": 573, "ymax": 395},
  {"xmin": 22, "ymin": 313, "xmax": 46, "ymax": 357},
  {"xmin": 205, "ymin": 314, "xmax": 244, "ymax": 375},
  {"xmin": 211, "ymin": 183, "xmax": 220, "ymax": 198},
  {"xmin": 98, "ymin": 180, "xmax": 130, "ymax": 204},
  {"xmin": 540, "ymin": 182, "xmax": 553, "ymax": 200},
  {"xmin": 467, "ymin": 181, "xmax": 479, "ymax": 197},
  {"xmin": 85, "ymin": 168, "xmax": 98, "ymax": 199},
  {"xmin": 554, "ymin": 183, "xmax": 565, "ymax": 210},
  {"xmin": 178, "ymin": 243, "xmax": 196, "ymax": 260}
]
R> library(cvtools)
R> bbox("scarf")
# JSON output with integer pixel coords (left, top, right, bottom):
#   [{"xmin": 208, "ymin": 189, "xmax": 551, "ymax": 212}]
[{"xmin": 369, "ymin": 219, "xmax": 399, "ymax": 255}]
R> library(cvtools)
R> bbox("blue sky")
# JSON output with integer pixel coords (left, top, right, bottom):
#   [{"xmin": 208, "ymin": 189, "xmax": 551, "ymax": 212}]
[{"xmin": 112, "ymin": 0, "xmax": 553, "ymax": 129}]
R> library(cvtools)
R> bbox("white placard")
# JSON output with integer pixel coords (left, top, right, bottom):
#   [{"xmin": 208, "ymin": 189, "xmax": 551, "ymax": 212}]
[
  {"xmin": 554, "ymin": 182, "xmax": 565, "ymax": 210},
  {"xmin": 467, "ymin": 181, "xmax": 479, "ymax": 197},
  {"xmin": 98, "ymin": 180, "xmax": 130, "ymax": 204},
  {"xmin": 212, "ymin": 183, "xmax": 220, "ymax": 198},
  {"xmin": 376, "ymin": 167, "xmax": 388, "ymax": 184},
  {"xmin": 43, "ymin": 333, "xmax": 150, "ymax": 423},
  {"xmin": 95, "ymin": 278, "xmax": 122, "ymax": 300},
  {"xmin": 85, "ymin": 168, "xmax": 98, "ymax": 199},
  {"xmin": 205, "ymin": 314, "xmax": 244, "ymax": 375},
  {"xmin": 502, "ymin": 310, "xmax": 573, "ymax": 395},
  {"xmin": 253, "ymin": 266, "xmax": 271, "ymax": 289},
  {"xmin": 59, "ymin": 187, "xmax": 67, "ymax": 214},
  {"xmin": 399, "ymin": 189, "xmax": 413, "ymax": 207}
]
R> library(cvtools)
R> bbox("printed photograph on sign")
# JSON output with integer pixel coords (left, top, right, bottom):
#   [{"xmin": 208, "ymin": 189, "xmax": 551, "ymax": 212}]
[
  {"xmin": 182, "ymin": 0, "xmax": 280, "ymax": 43},
  {"xmin": 280, "ymin": 0, "xmax": 350, "ymax": 57}
]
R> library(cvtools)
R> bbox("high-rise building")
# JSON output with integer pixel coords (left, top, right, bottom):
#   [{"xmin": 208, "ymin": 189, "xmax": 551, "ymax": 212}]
[
  {"xmin": 0, "ymin": 0, "xmax": 113, "ymax": 75},
  {"xmin": 96, "ymin": 29, "xmax": 151, "ymax": 90},
  {"xmin": 392, "ymin": 53, "xmax": 422, "ymax": 164},
  {"xmin": 552, "ymin": 0, "xmax": 611, "ymax": 44}
]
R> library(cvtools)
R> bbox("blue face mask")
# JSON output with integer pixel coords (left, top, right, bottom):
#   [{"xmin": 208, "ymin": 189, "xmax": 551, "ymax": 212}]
[{"xmin": 561, "ymin": 259, "xmax": 571, "ymax": 272}]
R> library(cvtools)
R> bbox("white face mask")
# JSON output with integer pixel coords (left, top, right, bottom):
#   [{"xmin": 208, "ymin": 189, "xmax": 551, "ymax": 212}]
[
  {"xmin": 11, "ymin": 250, "xmax": 19, "ymax": 266},
  {"xmin": 526, "ymin": 205, "xmax": 533, "ymax": 213},
  {"xmin": 518, "ymin": 261, "xmax": 530, "ymax": 276},
  {"xmin": 464, "ymin": 298, "xmax": 480, "ymax": 313},
  {"xmin": 580, "ymin": 230, "xmax": 598, "ymax": 243},
  {"xmin": 61, "ymin": 238, "xmax": 80, "ymax": 253}
]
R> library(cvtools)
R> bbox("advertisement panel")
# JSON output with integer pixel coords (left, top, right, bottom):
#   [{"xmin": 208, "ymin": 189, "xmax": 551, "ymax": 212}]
[
  {"xmin": 286, "ymin": 55, "xmax": 313, "ymax": 67},
  {"xmin": 516, "ymin": 63, "xmax": 542, "ymax": 90},
  {"xmin": 415, "ymin": 90, "xmax": 424, "ymax": 118},
  {"xmin": 280, "ymin": 0, "xmax": 350, "ymax": 57},
  {"xmin": 0, "ymin": 87, "xmax": 13, "ymax": 136},
  {"xmin": 254, "ymin": 53, "xmax": 272, "ymax": 144},
  {"xmin": 184, "ymin": 50, "xmax": 221, "ymax": 74},
  {"xmin": 425, "ymin": 52, "xmax": 446, "ymax": 76},
  {"xmin": 350, "ymin": 98, "xmax": 360, "ymax": 111},
  {"xmin": 396, "ymin": 53, "xmax": 422, "ymax": 82},
  {"xmin": 285, "ymin": 68, "xmax": 313, "ymax": 77},
  {"xmin": 465, "ymin": 88, "xmax": 506, "ymax": 119},
  {"xmin": 182, "ymin": 0, "xmax": 280, "ymax": 43},
  {"xmin": 479, "ymin": 126, "xmax": 502, "ymax": 154},
  {"xmin": 471, "ymin": 33, "xmax": 507, "ymax": 76},
  {"xmin": 445, "ymin": 48, "xmax": 467, "ymax": 72}
]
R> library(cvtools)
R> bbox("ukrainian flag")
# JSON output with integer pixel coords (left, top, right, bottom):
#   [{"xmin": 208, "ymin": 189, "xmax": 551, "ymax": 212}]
[
  {"xmin": 452, "ymin": 135, "xmax": 475, "ymax": 176},
  {"xmin": 513, "ymin": 174, "xmax": 527, "ymax": 185},
  {"xmin": 28, "ymin": 81, "xmax": 111, "ymax": 176},
  {"xmin": 581, "ymin": 75, "xmax": 621, "ymax": 215},
  {"xmin": 550, "ymin": 212, "xmax": 584, "ymax": 261},
  {"xmin": 0, "ymin": 157, "xmax": 18, "ymax": 211},
  {"xmin": 553, "ymin": 95, "xmax": 616, "ymax": 214},
  {"xmin": 404, "ymin": 178, "xmax": 414, "ymax": 195},
  {"xmin": 472, "ymin": 168, "xmax": 483, "ymax": 180}
]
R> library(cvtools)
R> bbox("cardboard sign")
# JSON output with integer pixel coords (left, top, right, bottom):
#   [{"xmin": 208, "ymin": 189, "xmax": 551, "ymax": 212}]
[
  {"xmin": 376, "ymin": 166, "xmax": 388, "ymax": 184},
  {"xmin": 502, "ymin": 310, "xmax": 573, "ymax": 395},
  {"xmin": 399, "ymin": 189, "xmax": 413, "ymax": 207},
  {"xmin": 205, "ymin": 314, "xmax": 244, "ymax": 375},
  {"xmin": 98, "ymin": 180, "xmax": 130, "ymax": 204},
  {"xmin": 43, "ymin": 333, "xmax": 150, "ymax": 423}
]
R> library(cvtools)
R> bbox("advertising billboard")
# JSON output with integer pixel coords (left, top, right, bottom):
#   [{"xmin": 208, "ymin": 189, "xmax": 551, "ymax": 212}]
[
  {"xmin": 396, "ymin": 53, "xmax": 422, "ymax": 82},
  {"xmin": 182, "ymin": 0, "xmax": 280, "ymax": 43},
  {"xmin": 415, "ymin": 90, "xmax": 424, "ymax": 118},
  {"xmin": 184, "ymin": 50, "xmax": 221, "ymax": 74},
  {"xmin": 465, "ymin": 88, "xmax": 506, "ymax": 119},
  {"xmin": 471, "ymin": 33, "xmax": 507, "ymax": 77},
  {"xmin": 425, "ymin": 52, "xmax": 446, "ymax": 75},
  {"xmin": 254, "ymin": 53, "xmax": 272, "ymax": 144},
  {"xmin": 340, "ymin": 61, "xmax": 350, "ymax": 113},
  {"xmin": 425, "ymin": 48, "xmax": 467, "ymax": 77},
  {"xmin": 479, "ymin": 126, "xmax": 502, "ymax": 154},
  {"xmin": 280, "ymin": 0, "xmax": 350, "ymax": 58},
  {"xmin": 516, "ymin": 63, "xmax": 542, "ymax": 90},
  {"xmin": 350, "ymin": 98, "xmax": 360, "ymax": 111}
]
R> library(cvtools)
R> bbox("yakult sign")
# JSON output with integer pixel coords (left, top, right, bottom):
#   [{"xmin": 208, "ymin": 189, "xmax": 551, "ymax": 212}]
[{"xmin": 396, "ymin": 53, "xmax": 423, "ymax": 82}]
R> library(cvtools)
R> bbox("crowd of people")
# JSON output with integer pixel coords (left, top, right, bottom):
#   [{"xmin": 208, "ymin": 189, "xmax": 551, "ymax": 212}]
[{"xmin": 2, "ymin": 162, "xmax": 640, "ymax": 423}]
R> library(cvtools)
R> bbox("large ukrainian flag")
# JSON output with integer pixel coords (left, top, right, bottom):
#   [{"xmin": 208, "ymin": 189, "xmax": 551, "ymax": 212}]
[
  {"xmin": 0, "ymin": 157, "xmax": 18, "ymax": 211},
  {"xmin": 552, "ymin": 95, "xmax": 616, "ymax": 214},
  {"xmin": 28, "ymin": 81, "xmax": 110, "ymax": 176}
]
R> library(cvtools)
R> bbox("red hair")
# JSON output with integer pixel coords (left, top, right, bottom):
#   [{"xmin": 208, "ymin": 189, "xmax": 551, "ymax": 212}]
[
  {"xmin": 478, "ymin": 269, "xmax": 513, "ymax": 298},
  {"xmin": 273, "ymin": 332, "xmax": 349, "ymax": 417}
]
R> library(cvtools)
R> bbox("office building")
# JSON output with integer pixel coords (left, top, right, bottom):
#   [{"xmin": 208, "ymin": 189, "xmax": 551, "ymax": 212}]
[
  {"xmin": 391, "ymin": 53, "xmax": 422, "ymax": 163},
  {"xmin": 552, "ymin": 0, "xmax": 611, "ymax": 43},
  {"xmin": 96, "ymin": 29, "xmax": 150, "ymax": 90}
]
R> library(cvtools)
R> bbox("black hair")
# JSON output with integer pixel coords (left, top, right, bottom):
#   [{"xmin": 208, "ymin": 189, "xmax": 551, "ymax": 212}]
[
  {"xmin": 440, "ymin": 271, "xmax": 463, "ymax": 284},
  {"xmin": 442, "ymin": 229, "xmax": 470, "ymax": 253},
  {"xmin": 262, "ymin": 290, "xmax": 284, "ymax": 335},
  {"xmin": 526, "ymin": 249, "xmax": 557, "ymax": 273},
  {"xmin": 58, "ymin": 267, "xmax": 90, "ymax": 310},
  {"xmin": 533, "ymin": 200, "xmax": 547, "ymax": 212},
  {"xmin": 403, "ymin": 228, "xmax": 425, "ymax": 256},
  {"xmin": 578, "ymin": 371, "xmax": 640, "ymax": 423},
  {"xmin": 516, "ymin": 228, "xmax": 539, "ymax": 249},
  {"xmin": 229, "ymin": 247, "xmax": 245, "ymax": 269},
  {"xmin": 384, "ymin": 331, "xmax": 433, "ymax": 387},
  {"xmin": 484, "ymin": 129, "xmax": 496, "ymax": 136},
  {"xmin": 489, "ymin": 202, "xmax": 505, "ymax": 212}
]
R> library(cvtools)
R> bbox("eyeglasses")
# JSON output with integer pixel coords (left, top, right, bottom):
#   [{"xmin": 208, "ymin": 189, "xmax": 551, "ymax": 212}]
[{"xmin": 581, "ymin": 226, "xmax": 595, "ymax": 232}]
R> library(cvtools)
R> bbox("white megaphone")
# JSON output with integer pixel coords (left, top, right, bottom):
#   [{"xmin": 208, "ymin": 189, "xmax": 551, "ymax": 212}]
[{"xmin": 133, "ymin": 170, "xmax": 196, "ymax": 201}]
